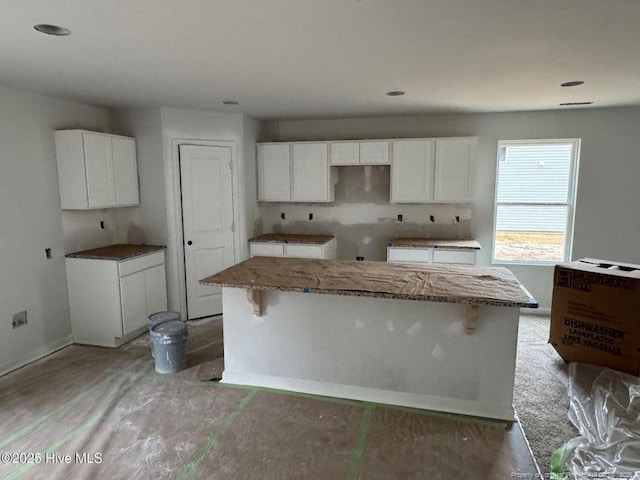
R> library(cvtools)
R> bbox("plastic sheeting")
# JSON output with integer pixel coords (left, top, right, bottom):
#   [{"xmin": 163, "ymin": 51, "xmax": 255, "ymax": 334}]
[{"xmin": 551, "ymin": 363, "xmax": 640, "ymax": 479}]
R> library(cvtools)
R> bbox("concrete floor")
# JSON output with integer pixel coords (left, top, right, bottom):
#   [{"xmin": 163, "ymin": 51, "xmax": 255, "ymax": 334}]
[{"xmin": 0, "ymin": 318, "xmax": 539, "ymax": 479}]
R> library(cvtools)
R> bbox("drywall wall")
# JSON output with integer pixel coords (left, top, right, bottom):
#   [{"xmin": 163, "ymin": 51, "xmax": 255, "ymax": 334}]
[
  {"xmin": 0, "ymin": 83, "xmax": 112, "ymax": 374},
  {"xmin": 111, "ymin": 108, "xmax": 166, "ymax": 245},
  {"xmin": 243, "ymin": 116, "xmax": 264, "ymax": 242},
  {"xmin": 260, "ymin": 164, "xmax": 472, "ymax": 261},
  {"xmin": 159, "ymin": 108, "xmax": 260, "ymax": 315},
  {"xmin": 263, "ymin": 107, "xmax": 640, "ymax": 309}
]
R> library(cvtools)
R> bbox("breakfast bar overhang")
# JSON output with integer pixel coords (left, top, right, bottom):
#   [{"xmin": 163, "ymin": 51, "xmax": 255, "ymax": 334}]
[{"xmin": 201, "ymin": 257, "xmax": 537, "ymax": 421}]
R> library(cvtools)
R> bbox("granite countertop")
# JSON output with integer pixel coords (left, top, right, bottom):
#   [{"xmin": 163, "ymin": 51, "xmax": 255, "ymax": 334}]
[
  {"xmin": 389, "ymin": 238, "xmax": 482, "ymax": 250},
  {"xmin": 249, "ymin": 233, "xmax": 335, "ymax": 245},
  {"xmin": 201, "ymin": 256, "xmax": 537, "ymax": 308},
  {"xmin": 66, "ymin": 244, "xmax": 166, "ymax": 261}
]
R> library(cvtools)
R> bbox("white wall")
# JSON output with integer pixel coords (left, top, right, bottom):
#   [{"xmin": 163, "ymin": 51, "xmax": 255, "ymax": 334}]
[
  {"xmin": 0, "ymin": 84, "xmax": 112, "ymax": 374},
  {"xmin": 263, "ymin": 107, "xmax": 640, "ymax": 310},
  {"xmin": 111, "ymin": 108, "xmax": 166, "ymax": 245},
  {"xmin": 159, "ymin": 108, "xmax": 260, "ymax": 316}
]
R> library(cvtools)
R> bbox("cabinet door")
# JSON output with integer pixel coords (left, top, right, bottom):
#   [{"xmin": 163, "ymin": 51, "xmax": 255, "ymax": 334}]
[
  {"xmin": 434, "ymin": 138, "xmax": 475, "ymax": 202},
  {"xmin": 120, "ymin": 272, "xmax": 147, "ymax": 336},
  {"xmin": 112, "ymin": 136, "xmax": 140, "ymax": 206},
  {"xmin": 360, "ymin": 141, "xmax": 390, "ymax": 165},
  {"xmin": 144, "ymin": 264, "xmax": 167, "ymax": 317},
  {"xmin": 257, "ymin": 144, "xmax": 291, "ymax": 201},
  {"xmin": 390, "ymin": 140, "xmax": 433, "ymax": 203},
  {"xmin": 291, "ymin": 143, "xmax": 331, "ymax": 202},
  {"xmin": 330, "ymin": 142, "xmax": 359, "ymax": 165},
  {"xmin": 83, "ymin": 133, "xmax": 116, "ymax": 208}
]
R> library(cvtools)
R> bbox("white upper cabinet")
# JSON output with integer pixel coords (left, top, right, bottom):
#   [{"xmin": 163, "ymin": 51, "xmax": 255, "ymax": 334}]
[
  {"xmin": 257, "ymin": 142, "xmax": 334, "ymax": 202},
  {"xmin": 257, "ymin": 143, "xmax": 291, "ymax": 201},
  {"xmin": 55, "ymin": 130, "xmax": 139, "ymax": 210},
  {"xmin": 258, "ymin": 137, "xmax": 475, "ymax": 204},
  {"xmin": 329, "ymin": 140, "xmax": 390, "ymax": 166},
  {"xmin": 390, "ymin": 139, "xmax": 434, "ymax": 203},
  {"xmin": 329, "ymin": 142, "xmax": 359, "ymax": 165},
  {"xmin": 360, "ymin": 141, "xmax": 390, "ymax": 165},
  {"xmin": 434, "ymin": 138, "xmax": 477, "ymax": 202},
  {"xmin": 291, "ymin": 143, "xmax": 333, "ymax": 202}
]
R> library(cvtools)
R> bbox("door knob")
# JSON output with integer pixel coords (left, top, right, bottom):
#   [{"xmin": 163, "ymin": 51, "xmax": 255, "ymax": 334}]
[{"xmin": 187, "ymin": 240, "xmax": 193, "ymax": 246}]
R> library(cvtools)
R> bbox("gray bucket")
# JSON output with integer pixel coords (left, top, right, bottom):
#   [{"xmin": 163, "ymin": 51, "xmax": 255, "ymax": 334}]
[
  {"xmin": 150, "ymin": 320, "xmax": 188, "ymax": 374},
  {"xmin": 148, "ymin": 311, "xmax": 182, "ymax": 358}
]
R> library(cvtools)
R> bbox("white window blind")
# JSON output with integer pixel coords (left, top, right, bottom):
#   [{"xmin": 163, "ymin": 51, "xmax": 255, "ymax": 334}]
[{"xmin": 493, "ymin": 140, "xmax": 580, "ymax": 264}]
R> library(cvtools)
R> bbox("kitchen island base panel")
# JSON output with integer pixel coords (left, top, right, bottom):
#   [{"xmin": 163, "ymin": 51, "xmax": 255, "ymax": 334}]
[{"xmin": 221, "ymin": 287, "xmax": 520, "ymax": 421}]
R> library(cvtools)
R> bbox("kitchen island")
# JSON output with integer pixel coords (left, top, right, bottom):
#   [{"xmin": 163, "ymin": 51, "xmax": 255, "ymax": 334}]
[{"xmin": 201, "ymin": 256, "xmax": 537, "ymax": 420}]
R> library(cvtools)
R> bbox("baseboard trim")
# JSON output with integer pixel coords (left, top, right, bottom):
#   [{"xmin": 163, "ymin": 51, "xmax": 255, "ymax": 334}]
[{"xmin": 0, "ymin": 335, "xmax": 73, "ymax": 377}]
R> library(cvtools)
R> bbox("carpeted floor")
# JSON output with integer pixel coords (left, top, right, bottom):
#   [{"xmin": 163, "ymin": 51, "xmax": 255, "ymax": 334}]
[{"xmin": 514, "ymin": 314, "xmax": 577, "ymax": 473}]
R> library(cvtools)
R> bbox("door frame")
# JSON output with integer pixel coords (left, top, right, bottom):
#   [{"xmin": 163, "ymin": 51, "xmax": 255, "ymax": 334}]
[{"xmin": 168, "ymin": 138, "xmax": 246, "ymax": 318}]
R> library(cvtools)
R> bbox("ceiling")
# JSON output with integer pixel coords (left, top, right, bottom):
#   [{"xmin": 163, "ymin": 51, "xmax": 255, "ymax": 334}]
[{"xmin": 2, "ymin": 0, "xmax": 639, "ymax": 119}]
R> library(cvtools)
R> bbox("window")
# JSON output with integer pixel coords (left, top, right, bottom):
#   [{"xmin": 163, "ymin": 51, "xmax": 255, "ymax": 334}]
[{"xmin": 493, "ymin": 139, "xmax": 580, "ymax": 264}]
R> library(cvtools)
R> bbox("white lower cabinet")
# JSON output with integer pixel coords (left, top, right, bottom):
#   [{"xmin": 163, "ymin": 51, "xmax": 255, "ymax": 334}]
[
  {"xmin": 387, "ymin": 247, "xmax": 477, "ymax": 265},
  {"xmin": 66, "ymin": 251, "xmax": 167, "ymax": 347},
  {"xmin": 250, "ymin": 239, "xmax": 336, "ymax": 259}
]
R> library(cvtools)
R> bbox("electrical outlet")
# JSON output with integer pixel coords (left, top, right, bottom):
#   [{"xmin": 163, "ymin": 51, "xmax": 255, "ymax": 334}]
[
  {"xmin": 356, "ymin": 256, "xmax": 364, "ymax": 261},
  {"xmin": 280, "ymin": 212, "xmax": 285, "ymax": 220},
  {"xmin": 12, "ymin": 311, "xmax": 27, "ymax": 329},
  {"xmin": 308, "ymin": 213, "xmax": 313, "ymax": 221},
  {"xmin": 429, "ymin": 215, "xmax": 435, "ymax": 223},
  {"xmin": 397, "ymin": 214, "xmax": 403, "ymax": 222},
  {"xmin": 100, "ymin": 220, "xmax": 105, "ymax": 229},
  {"xmin": 45, "ymin": 248, "xmax": 52, "ymax": 259}
]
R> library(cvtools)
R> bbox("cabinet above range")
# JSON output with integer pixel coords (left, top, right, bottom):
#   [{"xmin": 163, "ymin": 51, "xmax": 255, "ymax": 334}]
[
  {"xmin": 55, "ymin": 130, "xmax": 139, "ymax": 209},
  {"xmin": 256, "ymin": 137, "xmax": 477, "ymax": 204}
]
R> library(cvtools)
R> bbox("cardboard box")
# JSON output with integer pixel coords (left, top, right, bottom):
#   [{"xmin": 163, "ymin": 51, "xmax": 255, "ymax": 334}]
[{"xmin": 550, "ymin": 258, "xmax": 640, "ymax": 376}]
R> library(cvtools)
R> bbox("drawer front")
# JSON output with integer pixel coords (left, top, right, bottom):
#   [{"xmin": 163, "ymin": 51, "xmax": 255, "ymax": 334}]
[
  {"xmin": 387, "ymin": 247, "xmax": 432, "ymax": 263},
  {"xmin": 118, "ymin": 251, "xmax": 164, "ymax": 277},
  {"xmin": 250, "ymin": 243, "xmax": 285, "ymax": 257},
  {"xmin": 284, "ymin": 244, "xmax": 324, "ymax": 258},
  {"xmin": 432, "ymin": 249, "xmax": 477, "ymax": 265}
]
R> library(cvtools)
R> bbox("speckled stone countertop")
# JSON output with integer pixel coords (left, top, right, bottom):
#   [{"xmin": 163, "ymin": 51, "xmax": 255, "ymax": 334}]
[
  {"xmin": 66, "ymin": 244, "xmax": 166, "ymax": 261},
  {"xmin": 201, "ymin": 256, "xmax": 537, "ymax": 308},
  {"xmin": 388, "ymin": 238, "xmax": 482, "ymax": 250},
  {"xmin": 249, "ymin": 233, "xmax": 335, "ymax": 244}
]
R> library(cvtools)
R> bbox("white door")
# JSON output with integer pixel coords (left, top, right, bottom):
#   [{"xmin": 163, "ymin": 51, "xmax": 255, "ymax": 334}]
[
  {"xmin": 180, "ymin": 145, "xmax": 235, "ymax": 319},
  {"xmin": 291, "ymin": 143, "xmax": 329, "ymax": 201},
  {"xmin": 390, "ymin": 140, "xmax": 434, "ymax": 203}
]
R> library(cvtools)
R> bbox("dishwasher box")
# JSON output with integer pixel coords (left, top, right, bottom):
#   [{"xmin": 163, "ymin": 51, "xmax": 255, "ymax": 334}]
[{"xmin": 549, "ymin": 258, "xmax": 640, "ymax": 376}]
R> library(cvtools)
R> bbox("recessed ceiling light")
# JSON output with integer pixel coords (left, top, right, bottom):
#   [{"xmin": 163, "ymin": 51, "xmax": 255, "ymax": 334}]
[
  {"xmin": 222, "ymin": 100, "xmax": 239, "ymax": 105},
  {"xmin": 34, "ymin": 24, "xmax": 71, "ymax": 36},
  {"xmin": 386, "ymin": 91, "xmax": 405, "ymax": 97},
  {"xmin": 560, "ymin": 81, "xmax": 584, "ymax": 87},
  {"xmin": 559, "ymin": 102, "xmax": 594, "ymax": 106}
]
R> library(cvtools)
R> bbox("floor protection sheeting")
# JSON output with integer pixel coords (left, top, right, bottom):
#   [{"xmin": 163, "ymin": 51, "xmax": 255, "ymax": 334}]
[{"xmin": 0, "ymin": 319, "xmax": 538, "ymax": 479}]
